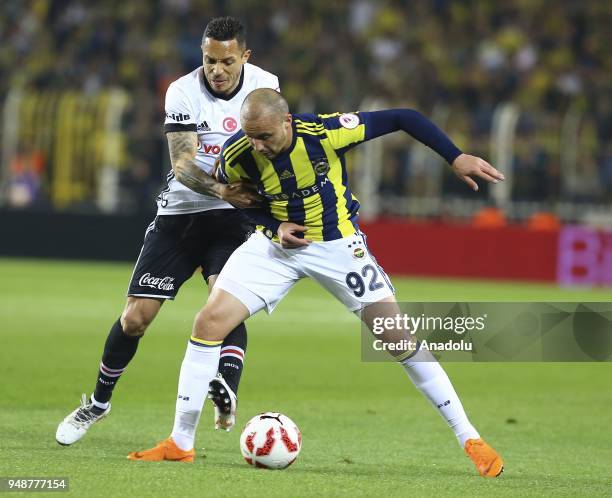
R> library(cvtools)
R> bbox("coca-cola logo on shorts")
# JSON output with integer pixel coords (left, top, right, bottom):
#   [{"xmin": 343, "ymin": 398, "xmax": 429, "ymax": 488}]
[
  {"xmin": 138, "ymin": 273, "xmax": 175, "ymax": 291},
  {"xmin": 223, "ymin": 117, "xmax": 238, "ymax": 132}
]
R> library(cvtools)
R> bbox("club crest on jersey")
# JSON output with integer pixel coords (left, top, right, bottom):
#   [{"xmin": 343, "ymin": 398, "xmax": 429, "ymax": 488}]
[
  {"xmin": 353, "ymin": 247, "xmax": 365, "ymax": 259},
  {"xmin": 311, "ymin": 158, "xmax": 330, "ymax": 176},
  {"xmin": 223, "ymin": 117, "xmax": 238, "ymax": 132},
  {"xmin": 339, "ymin": 113, "xmax": 360, "ymax": 130}
]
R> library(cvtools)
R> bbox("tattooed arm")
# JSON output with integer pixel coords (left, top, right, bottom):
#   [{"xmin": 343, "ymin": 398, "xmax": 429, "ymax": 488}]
[
  {"xmin": 166, "ymin": 131, "xmax": 260, "ymax": 207},
  {"xmin": 167, "ymin": 131, "xmax": 224, "ymax": 197}
]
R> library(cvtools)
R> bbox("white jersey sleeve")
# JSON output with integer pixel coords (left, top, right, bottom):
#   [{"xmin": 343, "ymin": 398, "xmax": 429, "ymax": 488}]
[{"xmin": 164, "ymin": 83, "xmax": 197, "ymax": 133}]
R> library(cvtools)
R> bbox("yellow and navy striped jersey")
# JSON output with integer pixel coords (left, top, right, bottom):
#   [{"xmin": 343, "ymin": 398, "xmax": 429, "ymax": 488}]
[{"xmin": 218, "ymin": 112, "xmax": 369, "ymax": 241}]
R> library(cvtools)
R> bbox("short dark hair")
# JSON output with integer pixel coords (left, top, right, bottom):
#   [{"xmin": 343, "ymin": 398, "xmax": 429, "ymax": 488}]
[{"xmin": 202, "ymin": 17, "xmax": 246, "ymax": 47}]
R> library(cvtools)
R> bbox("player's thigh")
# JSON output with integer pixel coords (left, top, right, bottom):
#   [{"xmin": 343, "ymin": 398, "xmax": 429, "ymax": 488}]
[
  {"xmin": 214, "ymin": 232, "xmax": 303, "ymax": 315},
  {"xmin": 300, "ymin": 231, "xmax": 395, "ymax": 312},
  {"xmin": 127, "ymin": 215, "xmax": 202, "ymax": 301},
  {"xmin": 196, "ymin": 211, "xmax": 254, "ymax": 284}
]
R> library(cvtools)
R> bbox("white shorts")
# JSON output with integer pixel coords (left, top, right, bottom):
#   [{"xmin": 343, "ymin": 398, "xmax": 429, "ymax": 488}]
[{"xmin": 214, "ymin": 231, "xmax": 395, "ymax": 315}]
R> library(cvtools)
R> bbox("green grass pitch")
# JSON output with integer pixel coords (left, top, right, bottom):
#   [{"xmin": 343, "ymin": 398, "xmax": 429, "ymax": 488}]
[{"xmin": 1, "ymin": 258, "xmax": 611, "ymax": 497}]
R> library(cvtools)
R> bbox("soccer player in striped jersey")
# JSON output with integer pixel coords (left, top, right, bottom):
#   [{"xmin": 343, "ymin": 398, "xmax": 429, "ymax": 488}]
[{"xmin": 128, "ymin": 89, "xmax": 505, "ymax": 478}]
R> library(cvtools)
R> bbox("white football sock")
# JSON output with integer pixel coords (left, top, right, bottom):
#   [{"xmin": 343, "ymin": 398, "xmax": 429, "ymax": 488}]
[
  {"xmin": 171, "ymin": 338, "xmax": 221, "ymax": 451},
  {"xmin": 401, "ymin": 347, "xmax": 479, "ymax": 447}
]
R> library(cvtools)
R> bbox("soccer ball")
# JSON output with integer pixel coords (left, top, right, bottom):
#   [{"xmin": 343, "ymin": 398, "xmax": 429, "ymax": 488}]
[{"xmin": 239, "ymin": 412, "xmax": 302, "ymax": 469}]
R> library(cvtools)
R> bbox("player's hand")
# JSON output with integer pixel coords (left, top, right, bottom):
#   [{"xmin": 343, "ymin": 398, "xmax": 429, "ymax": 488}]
[
  {"xmin": 220, "ymin": 182, "xmax": 262, "ymax": 208},
  {"xmin": 451, "ymin": 153, "xmax": 505, "ymax": 192},
  {"xmin": 278, "ymin": 222, "xmax": 312, "ymax": 249}
]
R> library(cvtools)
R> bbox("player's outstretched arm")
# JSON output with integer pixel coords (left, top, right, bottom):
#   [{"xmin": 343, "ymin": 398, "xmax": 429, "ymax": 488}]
[
  {"xmin": 167, "ymin": 131, "xmax": 259, "ymax": 208},
  {"xmin": 359, "ymin": 109, "xmax": 504, "ymax": 191},
  {"xmin": 451, "ymin": 154, "xmax": 505, "ymax": 191}
]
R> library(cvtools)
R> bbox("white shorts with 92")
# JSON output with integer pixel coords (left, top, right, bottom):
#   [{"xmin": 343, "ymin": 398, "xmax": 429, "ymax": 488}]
[{"xmin": 214, "ymin": 231, "xmax": 395, "ymax": 315}]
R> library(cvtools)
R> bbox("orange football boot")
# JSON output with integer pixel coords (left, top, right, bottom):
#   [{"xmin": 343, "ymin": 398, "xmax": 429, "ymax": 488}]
[
  {"xmin": 464, "ymin": 438, "xmax": 504, "ymax": 477},
  {"xmin": 127, "ymin": 437, "xmax": 195, "ymax": 463}
]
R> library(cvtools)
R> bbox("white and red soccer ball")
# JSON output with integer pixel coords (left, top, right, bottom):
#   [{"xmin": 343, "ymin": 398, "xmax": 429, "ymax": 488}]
[{"xmin": 239, "ymin": 412, "xmax": 302, "ymax": 469}]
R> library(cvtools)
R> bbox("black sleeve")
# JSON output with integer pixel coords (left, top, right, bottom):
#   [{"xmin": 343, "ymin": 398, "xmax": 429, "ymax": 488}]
[{"xmin": 164, "ymin": 123, "xmax": 197, "ymax": 134}]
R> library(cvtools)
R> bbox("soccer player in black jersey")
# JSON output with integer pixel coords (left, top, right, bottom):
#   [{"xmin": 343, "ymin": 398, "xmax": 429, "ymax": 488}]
[{"xmin": 56, "ymin": 17, "xmax": 275, "ymax": 446}]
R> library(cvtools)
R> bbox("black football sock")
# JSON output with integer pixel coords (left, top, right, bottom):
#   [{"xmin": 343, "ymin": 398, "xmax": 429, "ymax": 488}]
[
  {"xmin": 92, "ymin": 318, "xmax": 141, "ymax": 405},
  {"xmin": 218, "ymin": 322, "xmax": 247, "ymax": 395}
]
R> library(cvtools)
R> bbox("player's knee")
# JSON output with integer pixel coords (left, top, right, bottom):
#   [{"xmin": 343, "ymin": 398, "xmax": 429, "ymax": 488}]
[
  {"xmin": 120, "ymin": 298, "xmax": 161, "ymax": 336},
  {"xmin": 121, "ymin": 308, "xmax": 153, "ymax": 337},
  {"xmin": 192, "ymin": 306, "xmax": 227, "ymax": 341}
]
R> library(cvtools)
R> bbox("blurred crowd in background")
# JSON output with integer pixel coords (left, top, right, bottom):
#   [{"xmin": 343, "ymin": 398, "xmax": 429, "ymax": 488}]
[{"xmin": 0, "ymin": 0, "xmax": 610, "ymax": 215}]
